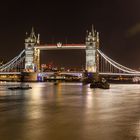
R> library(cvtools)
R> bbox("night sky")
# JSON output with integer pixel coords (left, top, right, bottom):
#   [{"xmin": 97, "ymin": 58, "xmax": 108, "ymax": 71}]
[{"xmin": 0, "ymin": 0, "xmax": 140, "ymax": 69}]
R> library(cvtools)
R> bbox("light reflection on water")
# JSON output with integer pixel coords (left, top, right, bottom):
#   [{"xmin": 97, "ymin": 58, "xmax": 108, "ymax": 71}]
[{"xmin": 0, "ymin": 82, "xmax": 139, "ymax": 140}]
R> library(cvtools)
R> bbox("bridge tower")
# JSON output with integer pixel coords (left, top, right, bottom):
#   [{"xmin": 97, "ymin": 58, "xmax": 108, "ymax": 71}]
[
  {"xmin": 24, "ymin": 27, "xmax": 40, "ymax": 72},
  {"xmin": 85, "ymin": 26, "xmax": 99, "ymax": 73}
]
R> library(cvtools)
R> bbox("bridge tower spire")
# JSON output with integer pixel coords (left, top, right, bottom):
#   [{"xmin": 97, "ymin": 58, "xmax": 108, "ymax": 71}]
[
  {"xmin": 24, "ymin": 27, "xmax": 40, "ymax": 72},
  {"xmin": 92, "ymin": 24, "xmax": 95, "ymax": 37},
  {"xmin": 85, "ymin": 25, "xmax": 99, "ymax": 74}
]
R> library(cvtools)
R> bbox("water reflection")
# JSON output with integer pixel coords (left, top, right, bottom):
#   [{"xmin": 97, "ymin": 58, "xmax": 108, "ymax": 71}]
[
  {"xmin": 25, "ymin": 84, "xmax": 43, "ymax": 119},
  {"xmin": 136, "ymin": 120, "xmax": 140, "ymax": 138},
  {"xmin": 0, "ymin": 83, "xmax": 139, "ymax": 140}
]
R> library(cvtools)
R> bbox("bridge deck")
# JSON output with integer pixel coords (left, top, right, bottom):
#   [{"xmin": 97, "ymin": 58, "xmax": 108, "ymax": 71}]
[{"xmin": 0, "ymin": 72, "xmax": 21, "ymax": 75}]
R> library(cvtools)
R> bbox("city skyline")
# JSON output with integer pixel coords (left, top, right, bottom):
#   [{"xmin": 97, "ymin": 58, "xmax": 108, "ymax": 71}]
[{"xmin": 0, "ymin": 1, "xmax": 140, "ymax": 69}]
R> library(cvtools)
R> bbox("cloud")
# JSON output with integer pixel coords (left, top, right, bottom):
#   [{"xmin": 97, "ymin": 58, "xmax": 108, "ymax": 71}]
[{"xmin": 126, "ymin": 23, "xmax": 140, "ymax": 38}]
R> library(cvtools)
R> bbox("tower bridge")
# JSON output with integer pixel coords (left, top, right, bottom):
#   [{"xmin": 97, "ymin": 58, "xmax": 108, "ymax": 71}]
[
  {"xmin": 26, "ymin": 26, "xmax": 99, "ymax": 73},
  {"xmin": 0, "ymin": 26, "xmax": 140, "ymax": 82}
]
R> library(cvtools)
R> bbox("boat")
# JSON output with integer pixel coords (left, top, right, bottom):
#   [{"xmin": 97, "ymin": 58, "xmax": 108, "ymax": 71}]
[
  {"xmin": 54, "ymin": 81, "xmax": 59, "ymax": 85},
  {"xmin": 90, "ymin": 78, "xmax": 110, "ymax": 89},
  {"xmin": 8, "ymin": 84, "xmax": 32, "ymax": 90}
]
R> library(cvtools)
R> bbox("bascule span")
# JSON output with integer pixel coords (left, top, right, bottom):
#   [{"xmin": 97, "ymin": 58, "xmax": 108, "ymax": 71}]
[{"xmin": 35, "ymin": 44, "xmax": 86, "ymax": 50}]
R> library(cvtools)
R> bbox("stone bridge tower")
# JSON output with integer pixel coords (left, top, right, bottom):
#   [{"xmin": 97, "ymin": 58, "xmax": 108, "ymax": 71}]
[
  {"xmin": 24, "ymin": 28, "xmax": 40, "ymax": 72},
  {"xmin": 85, "ymin": 26, "xmax": 99, "ymax": 73}
]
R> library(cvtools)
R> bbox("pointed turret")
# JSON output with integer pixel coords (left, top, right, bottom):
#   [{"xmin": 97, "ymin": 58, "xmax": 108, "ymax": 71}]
[
  {"xmin": 86, "ymin": 30, "xmax": 89, "ymax": 37},
  {"xmin": 92, "ymin": 25, "xmax": 95, "ymax": 37},
  {"xmin": 97, "ymin": 32, "xmax": 99, "ymax": 42},
  {"xmin": 30, "ymin": 27, "xmax": 36, "ymax": 39},
  {"xmin": 37, "ymin": 34, "xmax": 40, "ymax": 44}
]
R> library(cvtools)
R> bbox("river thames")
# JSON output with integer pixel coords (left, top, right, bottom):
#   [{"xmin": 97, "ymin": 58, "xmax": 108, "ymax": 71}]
[{"xmin": 0, "ymin": 82, "xmax": 139, "ymax": 140}]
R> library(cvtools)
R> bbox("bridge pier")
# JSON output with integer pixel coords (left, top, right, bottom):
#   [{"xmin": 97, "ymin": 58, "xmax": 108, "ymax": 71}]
[
  {"xmin": 82, "ymin": 71, "xmax": 99, "ymax": 83},
  {"xmin": 21, "ymin": 72, "xmax": 38, "ymax": 82}
]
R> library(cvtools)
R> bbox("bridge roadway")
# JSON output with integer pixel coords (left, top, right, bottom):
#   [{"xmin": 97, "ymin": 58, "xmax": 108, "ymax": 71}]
[
  {"xmin": 38, "ymin": 72, "xmax": 140, "ymax": 80},
  {"xmin": 1, "ymin": 72, "xmax": 140, "ymax": 77},
  {"xmin": 0, "ymin": 72, "xmax": 21, "ymax": 75},
  {"xmin": 40, "ymin": 71, "xmax": 83, "ymax": 77}
]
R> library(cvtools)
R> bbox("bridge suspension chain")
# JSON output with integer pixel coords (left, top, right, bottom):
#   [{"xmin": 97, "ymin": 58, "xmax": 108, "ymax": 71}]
[
  {"xmin": 97, "ymin": 49, "xmax": 140, "ymax": 74},
  {"xmin": 0, "ymin": 50, "xmax": 25, "ymax": 72}
]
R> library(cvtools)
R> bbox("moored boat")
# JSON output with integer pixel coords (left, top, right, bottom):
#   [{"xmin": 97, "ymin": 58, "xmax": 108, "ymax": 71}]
[
  {"xmin": 90, "ymin": 78, "xmax": 110, "ymax": 89},
  {"xmin": 8, "ymin": 84, "xmax": 32, "ymax": 90}
]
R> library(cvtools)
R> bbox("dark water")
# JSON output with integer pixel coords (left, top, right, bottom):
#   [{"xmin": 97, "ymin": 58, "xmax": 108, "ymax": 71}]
[{"xmin": 0, "ymin": 82, "xmax": 139, "ymax": 140}]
